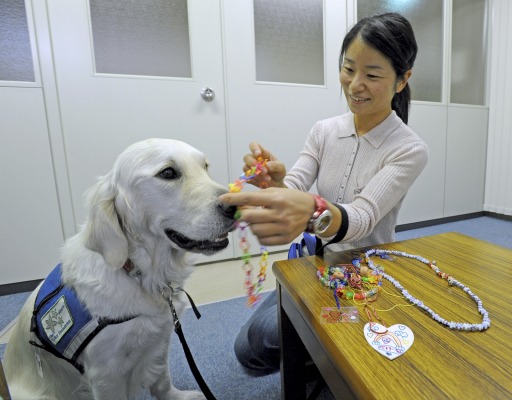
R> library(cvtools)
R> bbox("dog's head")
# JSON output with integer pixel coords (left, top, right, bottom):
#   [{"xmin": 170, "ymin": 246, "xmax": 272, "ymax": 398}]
[{"xmin": 84, "ymin": 138, "xmax": 237, "ymax": 269}]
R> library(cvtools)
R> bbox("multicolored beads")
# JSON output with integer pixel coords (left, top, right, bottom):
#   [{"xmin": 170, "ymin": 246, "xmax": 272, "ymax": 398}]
[
  {"xmin": 228, "ymin": 157, "xmax": 267, "ymax": 193},
  {"xmin": 317, "ymin": 263, "xmax": 383, "ymax": 308}
]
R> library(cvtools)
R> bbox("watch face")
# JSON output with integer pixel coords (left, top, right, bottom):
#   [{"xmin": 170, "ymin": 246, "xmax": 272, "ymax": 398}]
[
  {"xmin": 315, "ymin": 211, "xmax": 333, "ymax": 234},
  {"xmin": 317, "ymin": 216, "xmax": 332, "ymax": 231}
]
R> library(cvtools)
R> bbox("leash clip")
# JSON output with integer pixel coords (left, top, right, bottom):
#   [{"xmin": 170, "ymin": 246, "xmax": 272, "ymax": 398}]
[{"xmin": 162, "ymin": 286, "xmax": 181, "ymax": 331}]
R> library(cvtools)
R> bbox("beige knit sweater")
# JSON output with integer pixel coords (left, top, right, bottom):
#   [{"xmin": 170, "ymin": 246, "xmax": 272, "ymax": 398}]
[{"xmin": 284, "ymin": 111, "xmax": 429, "ymax": 251}]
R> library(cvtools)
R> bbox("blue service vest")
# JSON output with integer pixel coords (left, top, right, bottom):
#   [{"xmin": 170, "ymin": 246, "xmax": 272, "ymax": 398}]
[{"xmin": 30, "ymin": 264, "xmax": 135, "ymax": 373}]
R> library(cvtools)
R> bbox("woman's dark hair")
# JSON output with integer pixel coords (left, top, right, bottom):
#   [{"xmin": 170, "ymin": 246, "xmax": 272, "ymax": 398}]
[{"xmin": 339, "ymin": 13, "xmax": 418, "ymax": 124}]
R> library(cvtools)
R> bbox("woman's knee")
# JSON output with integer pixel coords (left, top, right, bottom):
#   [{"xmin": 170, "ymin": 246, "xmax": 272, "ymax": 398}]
[{"xmin": 233, "ymin": 300, "xmax": 279, "ymax": 371}]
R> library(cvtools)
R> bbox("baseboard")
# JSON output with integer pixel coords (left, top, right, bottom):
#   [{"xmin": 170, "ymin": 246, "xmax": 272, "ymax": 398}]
[
  {"xmin": 0, "ymin": 279, "xmax": 42, "ymax": 297},
  {"xmin": 395, "ymin": 212, "xmax": 485, "ymax": 232},
  {"xmin": 484, "ymin": 211, "xmax": 512, "ymax": 222}
]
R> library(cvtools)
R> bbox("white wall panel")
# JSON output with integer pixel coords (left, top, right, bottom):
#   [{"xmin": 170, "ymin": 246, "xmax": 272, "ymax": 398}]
[
  {"xmin": 445, "ymin": 106, "xmax": 488, "ymax": 216},
  {"xmin": 484, "ymin": 0, "xmax": 512, "ymax": 216},
  {"xmin": 399, "ymin": 104, "xmax": 447, "ymax": 224},
  {"xmin": 0, "ymin": 87, "xmax": 63, "ymax": 284}
]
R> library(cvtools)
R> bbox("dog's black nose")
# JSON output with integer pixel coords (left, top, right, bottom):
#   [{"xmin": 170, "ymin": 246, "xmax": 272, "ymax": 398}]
[{"xmin": 219, "ymin": 202, "xmax": 237, "ymax": 219}]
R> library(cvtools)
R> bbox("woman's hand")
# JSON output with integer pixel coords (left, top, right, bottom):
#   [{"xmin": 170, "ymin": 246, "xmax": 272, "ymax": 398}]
[
  {"xmin": 243, "ymin": 142, "xmax": 287, "ymax": 188},
  {"xmin": 219, "ymin": 188, "xmax": 316, "ymax": 246}
]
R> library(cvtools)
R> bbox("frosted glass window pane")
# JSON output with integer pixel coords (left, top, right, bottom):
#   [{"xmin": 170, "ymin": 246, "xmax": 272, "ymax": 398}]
[
  {"xmin": 451, "ymin": 0, "xmax": 487, "ymax": 105},
  {"xmin": 89, "ymin": 0, "xmax": 191, "ymax": 78},
  {"xmin": 0, "ymin": 0, "xmax": 35, "ymax": 82},
  {"xmin": 253, "ymin": 0, "xmax": 324, "ymax": 85},
  {"xmin": 357, "ymin": 0, "xmax": 443, "ymax": 102}
]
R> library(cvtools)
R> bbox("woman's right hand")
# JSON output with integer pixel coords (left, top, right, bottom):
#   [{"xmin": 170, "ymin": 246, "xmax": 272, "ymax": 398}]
[{"xmin": 243, "ymin": 142, "xmax": 287, "ymax": 188}]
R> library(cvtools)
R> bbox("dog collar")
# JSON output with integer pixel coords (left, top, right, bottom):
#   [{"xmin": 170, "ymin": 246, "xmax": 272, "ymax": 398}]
[
  {"xmin": 123, "ymin": 259, "xmax": 143, "ymax": 278},
  {"xmin": 123, "ymin": 260, "xmax": 184, "ymax": 304}
]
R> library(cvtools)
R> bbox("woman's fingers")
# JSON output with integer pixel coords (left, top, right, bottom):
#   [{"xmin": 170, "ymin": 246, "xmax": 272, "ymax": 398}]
[{"xmin": 219, "ymin": 188, "xmax": 315, "ymax": 245}]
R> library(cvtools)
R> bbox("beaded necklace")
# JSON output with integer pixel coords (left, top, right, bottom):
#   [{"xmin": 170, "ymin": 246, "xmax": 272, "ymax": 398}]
[
  {"xmin": 228, "ymin": 157, "xmax": 269, "ymax": 307},
  {"xmin": 358, "ymin": 249, "xmax": 491, "ymax": 332},
  {"xmin": 228, "ymin": 157, "xmax": 267, "ymax": 193},
  {"xmin": 238, "ymin": 223, "xmax": 268, "ymax": 306}
]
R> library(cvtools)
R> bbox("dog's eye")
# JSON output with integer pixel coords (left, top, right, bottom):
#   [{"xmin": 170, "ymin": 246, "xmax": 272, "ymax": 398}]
[{"xmin": 157, "ymin": 167, "xmax": 179, "ymax": 180}]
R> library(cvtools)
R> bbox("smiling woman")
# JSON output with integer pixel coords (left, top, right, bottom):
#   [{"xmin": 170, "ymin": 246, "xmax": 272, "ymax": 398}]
[
  {"xmin": 340, "ymin": 38, "xmax": 412, "ymax": 134},
  {"xmin": 219, "ymin": 12, "xmax": 429, "ymax": 375},
  {"xmin": 339, "ymin": 12, "xmax": 416, "ymax": 127}
]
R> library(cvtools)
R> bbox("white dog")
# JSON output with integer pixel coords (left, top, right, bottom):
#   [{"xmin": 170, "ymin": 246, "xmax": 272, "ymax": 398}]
[{"xmin": 3, "ymin": 138, "xmax": 236, "ymax": 400}]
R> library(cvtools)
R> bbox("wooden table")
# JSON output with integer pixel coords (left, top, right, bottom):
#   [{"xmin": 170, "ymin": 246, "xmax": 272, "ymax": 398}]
[
  {"xmin": 273, "ymin": 233, "xmax": 512, "ymax": 399},
  {"xmin": 0, "ymin": 361, "xmax": 11, "ymax": 400}
]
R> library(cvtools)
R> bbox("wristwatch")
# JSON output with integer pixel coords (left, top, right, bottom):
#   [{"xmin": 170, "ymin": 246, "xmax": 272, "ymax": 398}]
[{"xmin": 306, "ymin": 195, "xmax": 333, "ymax": 235}]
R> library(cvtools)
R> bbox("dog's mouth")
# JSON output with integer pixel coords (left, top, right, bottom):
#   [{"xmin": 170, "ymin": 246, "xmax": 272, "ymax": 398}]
[{"xmin": 165, "ymin": 229, "xmax": 230, "ymax": 254}]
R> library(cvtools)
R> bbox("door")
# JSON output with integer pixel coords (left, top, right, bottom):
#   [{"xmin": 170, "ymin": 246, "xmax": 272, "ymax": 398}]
[
  {"xmin": 47, "ymin": 0, "xmax": 233, "ymax": 261},
  {"xmin": 223, "ymin": 0, "xmax": 348, "ymax": 256},
  {"xmin": 0, "ymin": 0, "xmax": 63, "ymax": 284}
]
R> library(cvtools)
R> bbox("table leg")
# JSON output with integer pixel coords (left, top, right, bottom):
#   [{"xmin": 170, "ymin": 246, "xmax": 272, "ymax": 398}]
[
  {"xmin": 0, "ymin": 361, "xmax": 12, "ymax": 400},
  {"xmin": 277, "ymin": 284, "xmax": 308, "ymax": 400}
]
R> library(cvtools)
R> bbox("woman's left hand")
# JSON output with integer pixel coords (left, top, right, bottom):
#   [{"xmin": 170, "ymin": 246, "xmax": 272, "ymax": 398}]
[{"xmin": 219, "ymin": 188, "xmax": 315, "ymax": 246}]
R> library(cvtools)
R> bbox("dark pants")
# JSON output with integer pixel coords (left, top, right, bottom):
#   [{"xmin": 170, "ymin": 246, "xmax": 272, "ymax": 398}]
[{"xmin": 233, "ymin": 290, "xmax": 279, "ymax": 374}]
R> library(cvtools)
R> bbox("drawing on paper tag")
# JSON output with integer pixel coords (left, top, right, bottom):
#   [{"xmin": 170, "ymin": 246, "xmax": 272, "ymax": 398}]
[{"xmin": 364, "ymin": 322, "xmax": 414, "ymax": 360}]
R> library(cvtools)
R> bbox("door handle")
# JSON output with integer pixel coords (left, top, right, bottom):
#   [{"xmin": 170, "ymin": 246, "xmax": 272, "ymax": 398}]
[{"xmin": 200, "ymin": 87, "xmax": 215, "ymax": 102}]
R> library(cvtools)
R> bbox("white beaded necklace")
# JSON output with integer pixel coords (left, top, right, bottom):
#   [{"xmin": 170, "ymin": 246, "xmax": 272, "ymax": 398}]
[{"xmin": 362, "ymin": 249, "xmax": 491, "ymax": 332}]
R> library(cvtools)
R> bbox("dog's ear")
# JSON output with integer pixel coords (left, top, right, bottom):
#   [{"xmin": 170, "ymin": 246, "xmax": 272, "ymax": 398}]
[{"xmin": 84, "ymin": 175, "xmax": 129, "ymax": 269}]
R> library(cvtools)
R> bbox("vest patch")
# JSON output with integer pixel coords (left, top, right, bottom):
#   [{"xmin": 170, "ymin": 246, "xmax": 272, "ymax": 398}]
[{"xmin": 41, "ymin": 295, "xmax": 74, "ymax": 345}]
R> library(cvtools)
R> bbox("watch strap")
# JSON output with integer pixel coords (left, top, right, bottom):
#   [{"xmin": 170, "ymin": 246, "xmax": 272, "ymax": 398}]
[
  {"xmin": 329, "ymin": 204, "xmax": 348, "ymax": 242},
  {"xmin": 305, "ymin": 195, "xmax": 327, "ymax": 233},
  {"xmin": 315, "ymin": 203, "xmax": 349, "ymax": 255}
]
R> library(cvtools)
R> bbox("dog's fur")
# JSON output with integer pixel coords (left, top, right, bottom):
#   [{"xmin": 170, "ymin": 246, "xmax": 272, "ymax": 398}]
[{"xmin": 3, "ymin": 138, "xmax": 236, "ymax": 400}]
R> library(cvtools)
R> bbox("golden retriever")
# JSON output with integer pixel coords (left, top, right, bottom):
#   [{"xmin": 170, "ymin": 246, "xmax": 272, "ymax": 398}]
[{"xmin": 3, "ymin": 138, "xmax": 236, "ymax": 399}]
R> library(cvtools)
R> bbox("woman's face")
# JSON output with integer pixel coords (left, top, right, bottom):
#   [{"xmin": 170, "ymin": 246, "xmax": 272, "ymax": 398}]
[{"xmin": 340, "ymin": 37, "xmax": 410, "ymax": 130}]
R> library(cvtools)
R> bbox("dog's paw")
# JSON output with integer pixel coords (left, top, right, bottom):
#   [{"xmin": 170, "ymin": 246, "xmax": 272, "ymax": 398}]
[
  {"xmin": 168, "ymin": 387, "xmax": 207, "ymax": 400},
  {"xmin": 181, "ymin": 391, "xmax": 207, "ymax": 400}
]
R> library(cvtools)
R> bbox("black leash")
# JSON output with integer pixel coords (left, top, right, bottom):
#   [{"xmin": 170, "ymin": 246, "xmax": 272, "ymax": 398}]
[{"xmin": 163, "ymin": 287, "xmax": 217, "ymax": 400}]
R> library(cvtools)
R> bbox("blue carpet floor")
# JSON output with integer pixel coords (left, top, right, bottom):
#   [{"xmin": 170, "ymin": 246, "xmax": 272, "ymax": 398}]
[
  {"xmin": 1, "ymin": 215, "xmax": 510, "ymax": 399},
  {"xmin": 0, "ymin": 292, "xmax": 320, "ymax": 400},
  {"xmin": 0, "ymin": 292, "xmax": 30, "ymax": 337},
  {"xmin": 395, "ymin": 215, "xmax": 512, "ymax": 248}
]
